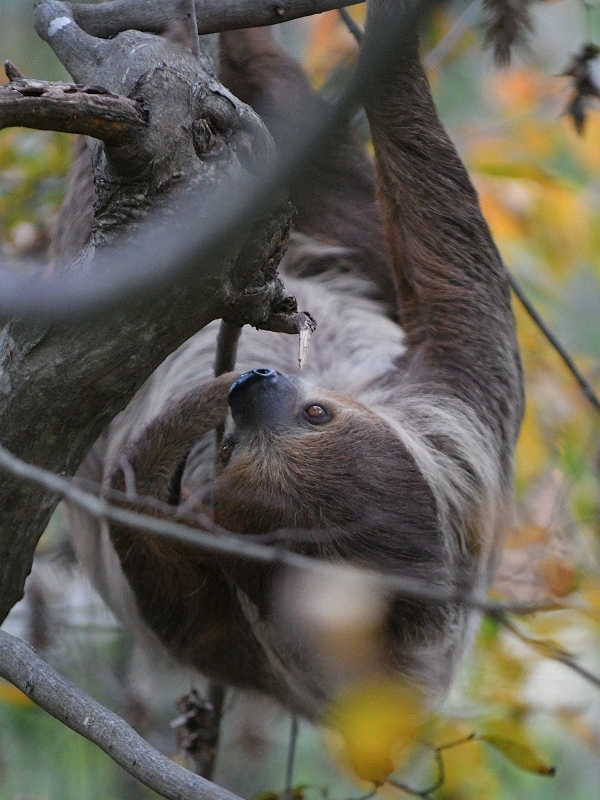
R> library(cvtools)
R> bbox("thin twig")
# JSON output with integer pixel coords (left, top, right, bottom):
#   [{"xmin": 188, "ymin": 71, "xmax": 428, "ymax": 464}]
[
  {"xmin": 424, "ymin": 0, "xmax": 482, "ymax": 69},
  {"xmin": 388, "ymin": 751, "xmax": 443, "ymax": 799},
  {"xmin": 493, "ymin": 610, "xmax": 600, "ymax": 690},
  {"xmin": 214, "ymin": 320, "xmax": 242, "ymax": 446},
  {"xmin": 284, "ymin": 715, "xmax": 300, "ymax": 800},
  {"xmin": 202, "ymin": 683, "xmax": 226, "ymax": 780},
  {"xmin": 338, "ymin": 7, "xmax": 363, "ymax": 43},
  {"xmin": 0, "ymin": 629, "xmax": 244, "ymax": 800},
  {"xmin": 0, "ymin": 439, "xmax": 590, "ymax": 619},
  {"xmin": 387, "ymin": 735, "xmax": 476, "ymax": 798},
  {"xmin": 179, "ymin": 0, "xmax": 200, "ymax": 59},
  {"xmin": 508, "ymin": 273, "xmax": 600, "ymax": 416}
]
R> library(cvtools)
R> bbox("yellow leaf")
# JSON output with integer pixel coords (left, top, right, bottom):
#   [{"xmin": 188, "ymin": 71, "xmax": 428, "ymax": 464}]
[
  {"xmin": 538, "ymin": 554, "xmax": 577, "ymax": 597},
  {"xmin": 326, "ymin": 678, "xmax": 427, "ymax": 783},
  {"xmin": 477, "ymin": 719, "xmax": 555, "ymax": 776},
  {"xmin": 515, "ymin": 403, "xmax": 548, "ymax": 486},
  {"xmin": 0, "ymin": 679, "xmax": 34, "ymax": 707}
]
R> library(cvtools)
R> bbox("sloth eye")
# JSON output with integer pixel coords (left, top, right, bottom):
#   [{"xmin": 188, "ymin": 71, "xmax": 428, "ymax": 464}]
[
  {"xmin": 219, "ymin": 438, "xmax": 234, "ymax": 465},
  {"xmin": 302, "ymin": 404, "xmax": 332, "ymax": 425}
]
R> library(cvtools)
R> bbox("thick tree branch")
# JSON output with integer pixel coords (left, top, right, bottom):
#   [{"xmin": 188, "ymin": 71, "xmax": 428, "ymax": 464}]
[
  {"xmin": 0, "ymin": 66, "xmax": 146, "ymax": 142},
  {"xmin": 0, "ymin": 630, "xmax": 243, "ymax": 800},
  {"xmin": 0, "ymin": 1, "xmax": 303, "ymax": 624},
  {"xmin": 70, "ymin": 0, "xmax": 363, "ymax": 39},
  {"xmin": 0, "ymin": 0, "xmax": 420, "ymax": 626},
  {"xmin": 0, "ymin": 0, "xmax": 403, "ymax": 323}
]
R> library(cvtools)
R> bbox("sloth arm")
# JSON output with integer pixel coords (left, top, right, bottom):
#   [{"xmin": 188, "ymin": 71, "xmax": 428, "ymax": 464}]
[
  {"xmin": 361, "ymin": 1, "xmax": 523, "ymax": 459},
  {"xmin": 220, "ymin": 26, "xmax": 397, "ymax": 304}
]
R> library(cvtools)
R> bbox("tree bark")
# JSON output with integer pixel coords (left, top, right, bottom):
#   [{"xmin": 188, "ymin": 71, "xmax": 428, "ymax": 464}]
[
  {"xmin": 0, "ymin": 0, "xmax": 299, "ymax": 623},
  {"xmin": 70, "ymin": 0, "xmax": 363, "ymax": 39}
]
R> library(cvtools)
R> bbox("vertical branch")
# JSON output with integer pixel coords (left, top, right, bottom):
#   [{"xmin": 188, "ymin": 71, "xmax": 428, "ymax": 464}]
[{"xmin": 179, "ymin": 0, "xmax": 200, "ymax": 59}]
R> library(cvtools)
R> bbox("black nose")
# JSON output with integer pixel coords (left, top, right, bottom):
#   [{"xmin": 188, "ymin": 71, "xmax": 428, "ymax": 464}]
[
  {"xmin": 229, "ymin": 368, "xmax": 278, "ymax": 396},
  {"xmin": 228, "ymin": 368, "xmax": 298, "ymax": 429}
]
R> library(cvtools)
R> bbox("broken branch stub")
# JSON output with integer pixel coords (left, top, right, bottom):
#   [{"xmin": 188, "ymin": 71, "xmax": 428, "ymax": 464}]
[{"xmin": 0, "ymin": 66, "xmax": 147, "ymax": 142}]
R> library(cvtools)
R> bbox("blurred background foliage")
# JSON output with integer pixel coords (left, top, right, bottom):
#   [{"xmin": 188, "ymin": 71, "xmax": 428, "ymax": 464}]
[{"xmin": 3, "ymin": 0, "xmax": 600, "ymax": 798}]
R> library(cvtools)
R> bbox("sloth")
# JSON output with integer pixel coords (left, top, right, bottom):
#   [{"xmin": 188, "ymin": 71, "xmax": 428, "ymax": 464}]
[{"xmin": 66, "ymin": 5, "xmax": 524, "ymax": 721}]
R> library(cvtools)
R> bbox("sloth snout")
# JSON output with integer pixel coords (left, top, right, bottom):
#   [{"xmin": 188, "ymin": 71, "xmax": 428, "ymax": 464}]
[{"xmin": 228, "ymin": 368, "xmax": 298, "ymax": 430}]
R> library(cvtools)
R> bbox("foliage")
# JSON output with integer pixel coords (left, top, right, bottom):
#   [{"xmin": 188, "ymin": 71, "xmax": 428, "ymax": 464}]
[{"xmin": 3, "ymin": 2, "xmax": 600, "ymax": 800}]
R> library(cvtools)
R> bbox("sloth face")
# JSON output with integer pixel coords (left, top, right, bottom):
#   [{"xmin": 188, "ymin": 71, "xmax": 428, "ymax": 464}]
[{"xmin": 212, "ymin": 368, "xmax": 442, "ymax": 570}]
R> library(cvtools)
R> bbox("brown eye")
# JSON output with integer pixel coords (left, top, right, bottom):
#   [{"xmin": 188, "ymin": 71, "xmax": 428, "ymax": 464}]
[
  {"xmin": 302, "ymin": 404, "xmax": 332, "ymax": 425},
  {"xmin": 220, "ymin": 439, "xmax": 234, "ymax": 465}
]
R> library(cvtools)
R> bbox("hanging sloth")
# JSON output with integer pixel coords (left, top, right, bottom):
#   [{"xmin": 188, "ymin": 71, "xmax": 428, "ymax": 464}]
[{"xmin": 65, "ymin": 1, "xmax": 524, "ymax": 720}]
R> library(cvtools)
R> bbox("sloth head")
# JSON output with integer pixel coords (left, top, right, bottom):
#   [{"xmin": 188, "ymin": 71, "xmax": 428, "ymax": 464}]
[{"xmin": 213, "ymin": 368, "xmax": 442, "ymax": 571}]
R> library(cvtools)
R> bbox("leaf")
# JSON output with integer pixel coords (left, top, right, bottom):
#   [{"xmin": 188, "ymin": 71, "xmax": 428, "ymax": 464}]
[
  {"xmin": 326, "ymin": 678, "xmax": 427, "ymax": 784},
  {"xmin": 538, "ymin": 554, "xmax": 577, "ymax": 597},
  {"xmin": 254, "ymin": 787, "xmax": 308, "ymax": 800},
  {"xmin": 478, "ymin": 719, "xmax": 555, "ymax": 776},
  {"xmin": 0, "ymin": 679, "xmax": 34, "ymax": 707}
]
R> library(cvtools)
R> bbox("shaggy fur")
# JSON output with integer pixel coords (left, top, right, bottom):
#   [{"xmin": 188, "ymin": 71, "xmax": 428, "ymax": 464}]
[{"xmin": 66, "ymin": 10, "xmax": 524, "ymax": 720}]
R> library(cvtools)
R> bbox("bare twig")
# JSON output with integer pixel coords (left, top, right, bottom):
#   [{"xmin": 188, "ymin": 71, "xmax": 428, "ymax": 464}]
[
  {"xmin": 284, "ymin": 715, "xmax": 300, "ymax": 800},
  {"xmin": 214, "ymin": 321, "xmax": 242, "ymax": 378},
  {"xmin": 387, "ymin": 735, "xmax": 476, "ymax": 798},
  {"xmin": 179, "ymin": 0, "xmax": 200, "ymax": 59},
  {"xmin": 508, "ymin": 273, "xmax": 600, "ymax": 416},
  {"xmin": 3, "ymin": 436, "xmax": 600, "ymax": 693},
  {"xmin": 338, "ymin": 7, "xmax": 363, "ymax": 44},
  {"xmin": 0, "ymin": 438, "xmax": 586, "ymax": 619},
  {"xmin": 0, "ymin": 69, "xmax": 146, "ymax": 141},
  {"xmin": 214, "ymin": 320, "xmax": 242, "ymax": 446},
  {"xmin": 203, "ymin": 683, "xmax": 226, "ymax": 780},
  {"xmin": 0, "ymin": 630, "xmax": 243, "ymax": 800},
  {"xmin": 493, "ymin": 611, "xmax": 600, "ymax": 691},
  {"xmin": 71, "ymin": 0, "xmax": 364, "ymax": 39},
  {"xmin": 388, "ymin": 751, "xmax": 445, "ymax": 798},
  {"xmin": 424, "ymin": 0, "xmax": 482, "ymax": 69}
]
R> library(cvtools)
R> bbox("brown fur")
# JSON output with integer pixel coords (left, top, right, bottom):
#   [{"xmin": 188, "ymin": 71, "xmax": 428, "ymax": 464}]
[{"xmin": 67, "ymin": 10, "xmax": 524, "ymax": 720}]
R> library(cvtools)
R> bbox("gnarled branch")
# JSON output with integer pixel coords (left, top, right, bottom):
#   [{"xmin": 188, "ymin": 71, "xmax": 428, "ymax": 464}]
[{"xmin": 0, "ymin": 63, "xmax": 146, "ymax": 142}]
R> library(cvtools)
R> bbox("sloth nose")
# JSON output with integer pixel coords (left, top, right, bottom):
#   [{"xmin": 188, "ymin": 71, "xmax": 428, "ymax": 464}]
[
  {"xmin": 228, "ymin": 368, "xmax": 297, "ymax": 429},
  {"xmin": 229, "ymin": 368, "xmax": 278, "ymax": 395},
  {"xmin": 252, "ymin": 367, "xmax": 277, "ymax": 378}
]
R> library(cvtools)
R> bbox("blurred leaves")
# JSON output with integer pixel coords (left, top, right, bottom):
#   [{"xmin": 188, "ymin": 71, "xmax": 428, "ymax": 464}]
[
  {"xmin": 0, "ymin": 128, "xmax": 70, "ymax": 259},
  {"xmin": 0, "ymin": 679, "xmax": 34, "ymax": 708},
  {"xmin": 477, "ymin": 719, "xmax": 555, "ymax": 776},
  {"xmin": 2, "ymin": 3, "xmax": 600, "ymax": 800},
  {"xmin": 326, "ymin": 679, "xmax": 427, "ymax": 783}
]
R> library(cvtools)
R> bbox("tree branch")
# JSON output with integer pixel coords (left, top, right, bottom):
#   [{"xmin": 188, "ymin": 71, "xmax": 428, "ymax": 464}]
[
  {"xmin": 0, "ymin": 439, "xmax": 580, "ymax": 619},
  {"xmin": 0, "ymin": 0, "xmax": 407, "ymax": 323},
  {"xmin": 0, "ymin": 65, "xmax": 146, "ymax": 142},
  {"xmin": 0, "ymin": 1, "xmax": 301, "ymax": 625},
  {"xmin": 70, "ymin": 0, "xmax": 363, "ymax": 39},
  {"xmin": 0, "ymin": 630, "xmax": 243, "ymax": 800}
]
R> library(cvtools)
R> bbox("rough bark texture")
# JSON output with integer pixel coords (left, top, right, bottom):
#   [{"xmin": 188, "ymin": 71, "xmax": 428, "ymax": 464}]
[
  {"xmin": 0, "ymin": 74, "xmax": 146, "ymax": 141},
  {"xmin": 70, "ymin": 0, "xmax": 362, "ymax": 39},
  {"xmin": 0, "ymin": 0, "xmax": 297, "ymax": 624}
]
